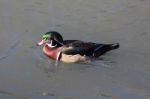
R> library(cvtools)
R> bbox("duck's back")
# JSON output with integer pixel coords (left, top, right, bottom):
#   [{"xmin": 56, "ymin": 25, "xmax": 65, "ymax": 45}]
[
  {"xmin": 64, "ymin": 40, "xmax": 97, "ymax": 49},
  {"xmin": 63, "ymin": 40, "xmax": 100, "ymax": 56},
  {"xmin": 63, "ymin": 40, "xmax": 119, "ymax": 57}
]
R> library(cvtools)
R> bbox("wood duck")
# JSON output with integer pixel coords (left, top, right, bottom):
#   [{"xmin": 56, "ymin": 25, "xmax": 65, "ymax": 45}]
[{"xmin": 37, "ymin": 31, "xmax": 119, "ymax": 63}]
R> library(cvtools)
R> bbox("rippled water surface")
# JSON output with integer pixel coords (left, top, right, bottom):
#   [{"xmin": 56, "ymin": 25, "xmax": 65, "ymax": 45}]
[{"xmin": 0, "ymin": 0, "xmax": 150, "ymax": 99}]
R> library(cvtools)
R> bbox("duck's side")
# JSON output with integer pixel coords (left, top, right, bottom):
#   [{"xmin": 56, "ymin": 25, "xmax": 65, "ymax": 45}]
[
  {"xmin": 62, "ymin": 40, "xmax": 119, "ymax": 57},
  {"xmin": 42, "ymin": 45, "xmax": 89, "ymax": 63}
]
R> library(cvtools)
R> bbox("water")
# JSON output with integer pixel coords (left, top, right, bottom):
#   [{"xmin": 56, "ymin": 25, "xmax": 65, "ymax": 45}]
[{"xmin": 0, "ymin": 0, "xmax": 150, "ymax": 99}]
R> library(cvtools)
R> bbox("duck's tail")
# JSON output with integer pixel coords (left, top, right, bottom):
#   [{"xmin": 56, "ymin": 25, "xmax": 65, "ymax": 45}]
[
  {"xmin": 93, "ymin": 43, "xmax": 120, "ymax": 57},
  {"xmin": 110, "ymin": 43, "xmax": 120, "ymax": 50}
]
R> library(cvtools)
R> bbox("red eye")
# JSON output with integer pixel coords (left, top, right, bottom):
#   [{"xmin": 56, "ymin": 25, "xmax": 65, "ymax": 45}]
[{"xmin": 49, "ymin": 37, "xmax": 54, "ymax": 40}]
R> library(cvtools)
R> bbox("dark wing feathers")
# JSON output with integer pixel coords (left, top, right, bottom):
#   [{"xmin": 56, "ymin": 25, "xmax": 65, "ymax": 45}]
[
  {"xmin": 63, "ymin": 40, "xmax": 98, "ymax": 56},
  {"xmin": 63, "ymin": 40, "xmax": 120, "ymax": 57},
  {"xmin": 64, "ymin": 40, "xmax": 97, "ymax": 48}
]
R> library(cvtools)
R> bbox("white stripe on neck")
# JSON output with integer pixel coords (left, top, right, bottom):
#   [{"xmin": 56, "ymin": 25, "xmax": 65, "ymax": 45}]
[{"xmin": 47, "ymin": 40, "xmax": 57, "ymax": 48}]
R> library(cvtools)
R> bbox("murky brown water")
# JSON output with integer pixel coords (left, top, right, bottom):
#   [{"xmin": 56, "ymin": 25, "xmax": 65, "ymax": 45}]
[{"xmin": 0, "ymin": 0, "xmax": 150, "ymax": 99}]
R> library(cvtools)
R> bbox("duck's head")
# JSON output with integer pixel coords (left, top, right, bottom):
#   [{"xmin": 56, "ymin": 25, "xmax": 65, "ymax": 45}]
[{"xmin": 37, "ymin": 31, "xmax": 64, "ymax": 48}]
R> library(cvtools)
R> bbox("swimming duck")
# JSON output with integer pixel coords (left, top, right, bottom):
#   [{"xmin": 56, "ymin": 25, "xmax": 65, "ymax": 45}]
[{"xmin": 37, "ymin": 31, "xmax": 119, "ymax": 63}]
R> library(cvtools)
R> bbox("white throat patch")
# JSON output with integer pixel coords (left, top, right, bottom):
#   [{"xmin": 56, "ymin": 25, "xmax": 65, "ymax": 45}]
[{"xmin": 47, "ymin": 40, "xmax": 57, "ymax": 48}]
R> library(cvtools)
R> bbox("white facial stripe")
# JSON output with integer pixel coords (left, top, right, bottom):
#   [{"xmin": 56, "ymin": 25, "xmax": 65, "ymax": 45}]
[{"xmin": 47, "ymin": 40, "xmax": 57, "ymax": 48}]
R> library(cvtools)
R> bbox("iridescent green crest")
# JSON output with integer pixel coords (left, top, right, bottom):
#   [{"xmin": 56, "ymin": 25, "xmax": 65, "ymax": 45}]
[
  {"xmin": 41, "ymin": 31, "xmax": 63, "ymax": 43},
  {"xmin": 42, "ymin": 34, "xmax": 50, "ymax": 41}
]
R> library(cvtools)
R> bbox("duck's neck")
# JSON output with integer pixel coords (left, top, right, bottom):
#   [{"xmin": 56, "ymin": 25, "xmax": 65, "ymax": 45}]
[
  {"xmin": 44, "ymin": 45, "xmax": 57, "ymax": 51},
  {"xmin": 43, "ymin": 45, "xmax": 59, "ymax": 60}
]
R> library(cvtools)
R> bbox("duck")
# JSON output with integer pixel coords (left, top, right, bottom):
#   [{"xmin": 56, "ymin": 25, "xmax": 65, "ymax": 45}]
[{"xmin": 37, "ymin": 31, "xmax": 119, "ymax": 63}]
